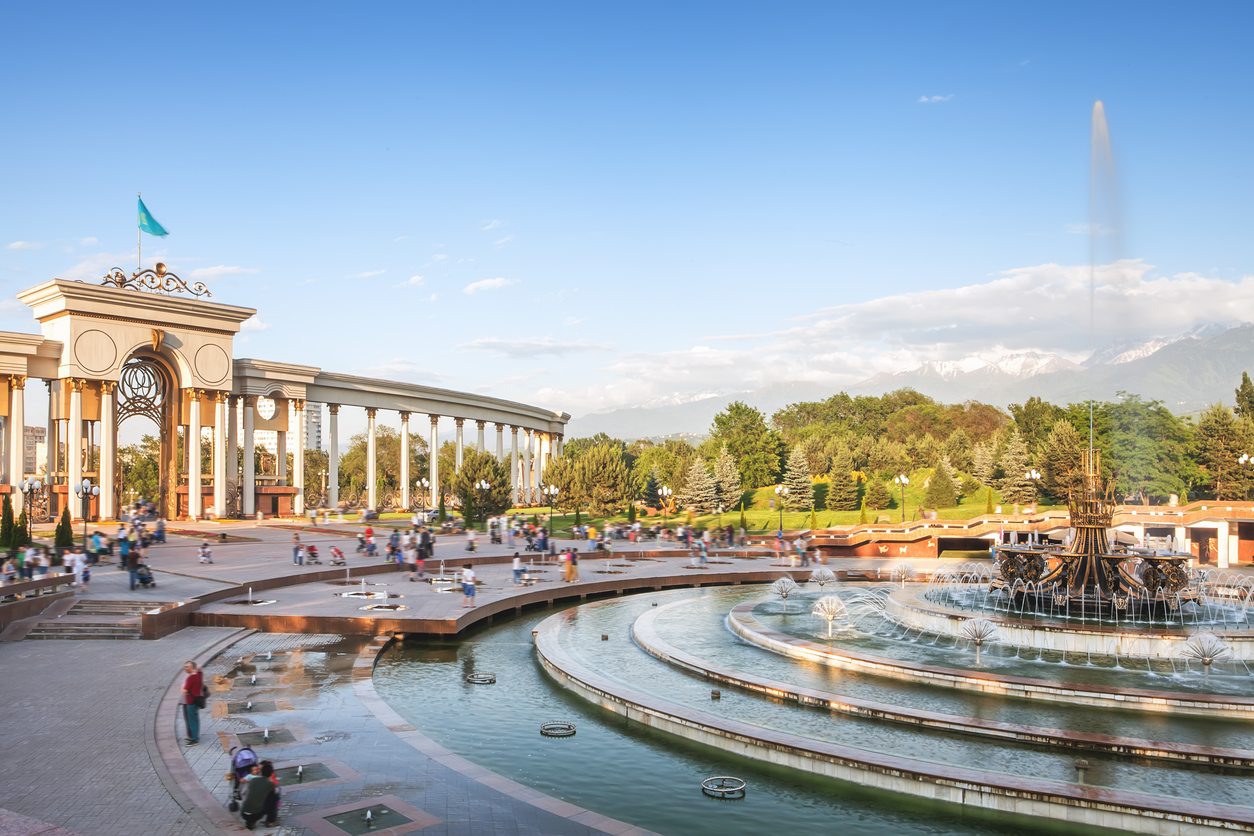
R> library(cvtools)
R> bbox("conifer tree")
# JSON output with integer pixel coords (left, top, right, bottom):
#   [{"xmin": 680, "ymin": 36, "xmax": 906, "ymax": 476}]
[
  {"xmin": 865, "ymin": 478, "xmax": 891, "ymax": 510},
  {"xmin": 712, "ymin": 446, "xmax": 743, "ymax": 511},
  {"xmin": 0, "ymin": 494, "xmax": 12, "ymax": 549},
  {"xmin": 858, "ymin": 502, "xmax": 868, "ymax": 524},
  {"xmin": 12, "ymin": 509, "xmax": 28, "ymax": 549},
  {"xmin": 825, "ymin": 451, "xmax": 861, "ymax": 511},
  {"xmin": 1236, "ymin": 372, "xmax": 1254, "ymax": 419},
  {"xmin": 677, "ymin": 459, "xmax": 718, "ymax": 514},
  {"xmin": 643, "ymin": 473, "xmax": 661, "ymax": 509},
  {"xmin": 1040, "ymin": 419, "xmax": 1084, "ymax": 501},
  {"xmin": 55, "ymin": 506, "xmax": 74, "ymax": 549},
  {"xmin": 924, "ymin": 459, "xmax": 958, "ymax": 509},
  {"xmin": 971, "ymin": 442, "xmax": 996, "ymax": 487},
  {"xmin": 780, "ymin": 446, "xmax": 813, "ymax": 511},
  {"xmin": 998, "ymin": 430, "xmax": 1036, "ymax": 506}
]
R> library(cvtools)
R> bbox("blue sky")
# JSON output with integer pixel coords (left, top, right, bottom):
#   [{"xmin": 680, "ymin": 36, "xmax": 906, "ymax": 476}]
[{"xmin": 3, "ymin": 2, "xmax": 1253, "ymax": 436}]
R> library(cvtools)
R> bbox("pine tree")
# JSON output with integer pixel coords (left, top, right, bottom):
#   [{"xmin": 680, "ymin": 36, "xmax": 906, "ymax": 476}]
[
  {"xmin": 1040, "ymin": 419, "xmax": 1084, "ymax": 501},
  {"xmin": 865, "ymin": 478, "xmax": 891, "ymax": 510},
  {"xmin": 825, "ymin": 451, "xmax": 860, "ymax": 511},
  {"xmin": 924, "ymin": 459, "xmax": 958, "ymax": 508},
  {"xmin": 998, "ymin": 430, "xmax": 1036, "ymax": 506},
  {"xmin": 985, "ymin": 488, "xmax": 995, "ymax": 514},
  {"xmin": 643, "ymin": 473, "xmax": 660, "ymax": 509},
  {"xmin": 858, "ymin": 502, "xmax": 868, "ymax": 524},
  {"xmin": 627, "ymin": 502, "xmax": 637, "ymax": 523},
  {"xmin": 1236, "ymin": 372, "xmax": 1254, "ymax": 419},
  {"xmin": 971, "ymin": 442, "xmax": 995, "ymax": 487},
  {"xmin": 55, "ymin": 506, "xmax": 74, "ymax": 549},
  {"xmin": 677, "ymin": 459, "xmax": 718, "ymax": 514},
  {"xmin": 576, "ymin": 443, "xmax": 631, "ymax": 516},
  {"xmin": 712, "ymin": 446, "xmax": 742, "ymax": 511},
  {"xmin": 0, "ymin": 494, "xmax": 12, "ymax": 549},
  {"xmin": 1195, "ymin": 404, "xmax": 1250, "ymax": 500},
  {"xmin": 12, "ymin": 509, "xmax": 28, "ymax": 549},
  {"xmin": 780, "ymin": 446, "xmax": 813, "ymax": 511}
]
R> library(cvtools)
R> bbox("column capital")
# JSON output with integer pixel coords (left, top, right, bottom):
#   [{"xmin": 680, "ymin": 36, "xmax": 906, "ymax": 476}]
[
  {"xmin": 99, "ymin": 380, "xmax": 117, "ymax": 395},
  {"xmin": 8, "ymin": 374, "xmax": 26, "ymax": 390},
  {"xmin": 242, "ymin": 394, "xmax": 256, "ymax": 407},
  {"xmin": 69, "ymin": 378, "xmax": 86, "ymax": 393},
  {"xmin": 328, "ymin": 403, "xmax": 340, "ymax": 415},
  {"xmin": 399, "ymin": 411, "xmax": 411, "ymax": 422},
  {"xmin": 365, "ymin": 407, "xmax": 378, "ymax": 419},
  {"xmin": 510, "ymin": 425, "xmax": 519, "ymax": 435},
  {"xmin": 454, "ymin": 417, "xmax": 465, "ymax": 428},
  {"xmin": 214, "ymin": 390, "xmax": 230, "ymax": 403},
  {"xmin": 291, "ymin": 398, "xmax": 306, "ymax": 411},
  {"xmin": 429, "ymin": 414, "xmax": 440, "ymax": 427},
  {"xmin": 475, "ymin": 419, "xmax": 486, "ymax": 429},
  {"xmin": 187, "ymin": 387, "xmax": 204, "ymax": 400}
]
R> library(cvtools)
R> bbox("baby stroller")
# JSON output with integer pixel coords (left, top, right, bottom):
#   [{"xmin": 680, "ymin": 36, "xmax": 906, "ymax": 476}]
[
  {"xmin": 305, "ymin": 544, "xmax": 322, "ymax": 565},
  {"xmin": 355, "ymin": 534, "xmax": 367, "ymax": 554},
  {"xmin": 523, "ymin": 535, "xmax": 541, "ymax": 552},
  {"xmin": 329, "ymin": 546, "xmax": 346, "ymax": 566},
  {"xmin": 226, "ymin": 745, "xmax": 259, "ymax": 812},
  {"xmin": 135, "ymin": 563, "xmax": 157, "ymax": 588}
]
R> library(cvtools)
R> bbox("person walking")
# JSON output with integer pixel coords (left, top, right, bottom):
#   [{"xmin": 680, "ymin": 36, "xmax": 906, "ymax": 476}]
[
  {"xmin": 465, "ymin": 527, "xmax": 477, "ymax": 552},
  {"xmin": 291, "ymin": 532, "xmax": 301, "ymax": 563},
  {"xmin": 199, "ymin": 541, "xmax": 214, "ymax": 564},
  {"xmin": 68, "ymin": 547, "xmax": 86, "ymax": 586},
  {"xmin": 180, "ymin": 660, "xmax": 204, "ymax": 745},
  {"xmin": 239, "ymin": 763, "xmax": 275, "ymax": 830},
  {"xmin": 569, "ymin": 547, "xmax": 580, "ymax": 582},
  {"xmin": 126, "ymin": 547, "xmax": 141, "ymax": 591},
  {"xmin": 512, "ymin": 552, "xmax": 523, "ymax": 585}
]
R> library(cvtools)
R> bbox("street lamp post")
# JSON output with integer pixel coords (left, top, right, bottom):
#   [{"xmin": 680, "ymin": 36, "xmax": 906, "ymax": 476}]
[
  {"xmin": 894, "ymin": 474, "xmax": 910, "ymax": 523},
  {"xmin": 19, "ymin": 477, "xmax": 42, "ymax": 545},
  {"xmin": 473, "ymin": 479, "xmax": 491, "ymax": 528},
  {"xmin": 774, "ymin": 485, "xmax": 789, "ymax": 532},
  {"xmin": 1024, "ymin": 468, "xmax": 1041, "ymax": 507},
  {"xmin": 544, "ymin": 484, "xmax": 559, "ymax": 553},
  {"xmin": 73, "ymin": 479, "xmax": 100, "ymax": 548},
  {"xmin": 416, "ymin": 477, "xmax": 430, "ymax": 521},
  {"xmin": 659, "ymin": 486, "xmax": 673, "ymax": 535}
]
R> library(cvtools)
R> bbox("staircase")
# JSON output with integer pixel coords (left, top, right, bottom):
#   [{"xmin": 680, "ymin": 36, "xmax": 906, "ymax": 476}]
[{"xmin": 25, "ymin": 600, "xmax": 163, "ymax": 640}]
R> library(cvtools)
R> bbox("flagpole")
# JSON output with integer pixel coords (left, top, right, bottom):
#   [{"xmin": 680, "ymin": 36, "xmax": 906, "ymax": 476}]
[{"xmin": 137, "ymin": 192, "xmax": 142, "ymax": 271}]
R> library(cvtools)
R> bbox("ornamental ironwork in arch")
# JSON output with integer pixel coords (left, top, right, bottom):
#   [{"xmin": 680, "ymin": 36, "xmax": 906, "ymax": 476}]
[{"xmin": 116, "ymin": 358, "xmax": 169, "ymax": 425}]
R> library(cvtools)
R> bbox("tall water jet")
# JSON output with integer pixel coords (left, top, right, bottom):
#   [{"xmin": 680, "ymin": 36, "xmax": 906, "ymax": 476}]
[{"xmin": 1088, "ymin": 100, "xmax": 1122, "ymax": 452}]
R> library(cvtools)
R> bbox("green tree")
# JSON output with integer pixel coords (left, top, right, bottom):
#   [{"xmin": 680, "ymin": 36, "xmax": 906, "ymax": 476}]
[
  {"xmin": 0, "ymin": 494, "xmax": 12, "ymax": 549},
  {"xmin": 542, "ymin": 455, "xmax": 582, "ymax": 513},
  {"xmin": 943, "ymin": 428, "xmax": 974, "ymax": 473},
  {"xmin": 971, "ymin": 442, "xmax": 996, "ymax": 487},
  {"xmin": 338, "ymin": 426, "xmax": 428, "ymax": 501},
  {"xmin": 678, "ymin": 459, "xmax": 717, "ymax": 514},
  {"xmin": 1236, "ymin": 372, "xmax": 1254, "ymax": 419},
  {"xmin": 710, "ymin": 401, "xmax": 782, "ymax": 488},
  {"xmin": 998, "ymin": 430, "xmax": 1035, "ymax": 506},
  {"xmin": 54, "ymin": 506, "xmax": 74, "ymax": 549},
  {"xmin": 1040, "ymin": 419, "xmax": 1084, "ymax": 501},
  {"xmin": 118, "ymin": 436, "xmax": 162, "ymax": 504},
  {"xmin": 577, "ymin": 443, "xmax": 631, "ymax": 516},
  {"xmin": 865, "ymin": 478, "xmax": 891, "ymax": 511},
  {"xmin": 12, "ymin": 509, "xmax": 29, "ymax": 548},
  {"xmin": 452, "ymin": 449, "xmax": 510, "ymax": 526},
  {"xmin": 1194, "ymin": 404, "xmax": 1252, "ymax": 500},
  {"xmin": 825, "ymin": 451, "xmax": 860, "ymax": 511},
  {"xmin": 924, "ymin": 459, "xmax": 958, "ymax": 508},
  {"xmin": 628, "ymin": 439, "xmax": 693, "ymax": 497},
  {"xmin": 642, "ymin": 473, "xmax": 660, "ymax": 509},
  {"xmin": 1010, "ymin": 396, "xmax": 1065, "ymax": 453},
  {"xmin": 712, "ymin": 446, "xmax": 742, "ymax": 511},
  {"xmin": 780, "ymin": 446, "xmax": 813, "ymax": 511}
]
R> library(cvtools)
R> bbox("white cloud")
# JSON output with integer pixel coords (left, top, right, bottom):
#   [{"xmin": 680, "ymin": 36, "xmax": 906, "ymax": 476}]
[
  {"xmin": 240, "ymin": 315, "xmax": 270, "ymax": 331},
  {"xmin": 79, "ymin": 236, "xmax": 99, "ymax": 246},
  {"xmin": 393, "ymin": 234, "xmax": 410, "ymax": 242},
  {"xmin": 189, "ymin": 265, "xmax": 258, "ymax": 280},
  {"xmin": 355, "ymin": 358, "xmax": 449, "ymax": 382},
  {"xmin": 563, "ymin": 316, "xmax": 584, "ymax": 327},
  {"xmin": 480, "ymin": 219, "xmax": 503, "ymax": 232},
  {"xmin": 395, "ymin": 274, "xmax": 425, "ymax": 288},
  {"xmin": 56, "ymin": 251, "xmax": 145, "ymax": 281},
  {"xmin": 493, "ymin": 235, "xmax": 514, "ymax": 248},
  {"xmin": 430, "ymin": 254, "xmax": 449, "ymax": 263},
  {"xmin": 463, "ymin": 277, "xmax": 516, "ymax": 295},
  {"xmin": 917, "ymin": 94, "xmax": 954, "ymax": 104},
  {"xmin": 463, "ymin": 337, "xmax": 609, "ymax": 357},
  {"xmin": 427, "ymin": 292, "xmax": 440, "ymax": 302},
  {"xmin": 6, "ymin": 241, "xmax": 43, "ymax": 250},
  {"xmin": 353, "ymin": 269, "xmax": 386, "ymax": 279}
]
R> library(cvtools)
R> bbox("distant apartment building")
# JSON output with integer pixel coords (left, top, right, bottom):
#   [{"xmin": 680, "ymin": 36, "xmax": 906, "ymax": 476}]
[{"xmin": 24, "ymin": 426, "xmax": 45, "ymax": 476}]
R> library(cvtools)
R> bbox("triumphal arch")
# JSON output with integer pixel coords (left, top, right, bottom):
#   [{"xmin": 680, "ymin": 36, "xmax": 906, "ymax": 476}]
[{"xmin": 0, "ymin": 266, "xmax": 568, "ymax": 522}]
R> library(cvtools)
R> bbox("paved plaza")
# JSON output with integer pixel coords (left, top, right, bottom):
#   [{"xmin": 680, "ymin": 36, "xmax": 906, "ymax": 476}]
[{"xmin": 0, "ymin": 520, "xmax": 949, "ymax": 835}]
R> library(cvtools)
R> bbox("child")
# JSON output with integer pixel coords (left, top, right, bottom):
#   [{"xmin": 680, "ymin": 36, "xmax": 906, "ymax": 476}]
[
  {"xmin": 198, "ymin": 541, "xmax": 214, "ymax": 564},
  {"xmin": 461, "ymin": 564, "xmax": 476, "ymax": 608}
]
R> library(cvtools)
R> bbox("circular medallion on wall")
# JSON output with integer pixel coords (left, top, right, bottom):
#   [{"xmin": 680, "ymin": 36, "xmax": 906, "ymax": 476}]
[
  {"xmin": 73, "ymin": 329, "xmax": 118, "ymax": 374},
  {"xmin": 256, "ymin": 396, "xmax": 277, "ymax": 420},
  {"xmin": 194, "ymin": 343, "xmax": 230, "ymax": 384}
]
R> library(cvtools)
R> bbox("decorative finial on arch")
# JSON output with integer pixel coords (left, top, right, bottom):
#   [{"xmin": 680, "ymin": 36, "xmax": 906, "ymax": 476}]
[{"xmin": 97, "ymin": 265, "xmax": 212, "ymax": 298}]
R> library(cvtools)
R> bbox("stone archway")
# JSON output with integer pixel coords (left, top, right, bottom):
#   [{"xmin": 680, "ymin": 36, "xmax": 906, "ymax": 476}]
[{"xmin": 115, "ymin": 351, "xmax": 180, "ymax": 520}]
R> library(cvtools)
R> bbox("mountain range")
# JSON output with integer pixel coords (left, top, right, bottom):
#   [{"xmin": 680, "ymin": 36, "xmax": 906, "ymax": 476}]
[{"xmin": 568, "ymin": 323, "xmax": 1254, "ymax": 439}]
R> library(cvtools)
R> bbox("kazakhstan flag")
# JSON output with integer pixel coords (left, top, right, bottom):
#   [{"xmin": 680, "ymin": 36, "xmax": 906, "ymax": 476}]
[{"xmin": 137, "ymin": 197, "xmax": 169, "ymax": 237}]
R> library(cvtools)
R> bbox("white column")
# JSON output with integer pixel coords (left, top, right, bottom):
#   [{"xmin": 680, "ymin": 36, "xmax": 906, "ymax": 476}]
[
  {"xmin": 538, "ymin": 433, "xmax": 548, "ymax": 485},
  {"xmin": 242, "ymin": 396, "xmax": 256, "ymax": 517},
  {"xmin": 428, "ymin": 415, "xmax": 440, "ymax": 511},
  {"xmin": 476, "ymin": 420, "xmax": 485, "ymax": 451},
  {"xmin": 277, "ymin": 428, "xmax": 287, "ymax": 485},
  {"xmin": 292, "ymin": 399, "xmax": 306, "ymax": 516},
  {"xmin": 67, "ymin": 379, "xmax": 83, "ymax": 520},
  {"xmin": 496, "ymin": 423, "xmax": 504, "ymax": 460},
  {"xmin": 188, "ymin": 389, "xmax": 202, "ymax": 520},
  {"xmin": 555, "ymin": 434, "xmax": 564, "ymax": 458},
  {"xmin": 455, "ymin": 418, "xmax": 464, "ymax": 470},
  {"xmin": 8, "ymin": 376, "xmax": 24, "ymax": 486},
  {"xmin": 1217, "ymin": 521, "xmax": 1231, "ymax": 569},
  {"xmin": 399, "ymin": 412, "xmax": 411, "ymax": 510},
  {"xmin": 99, "ymin": 381, "xmax": 115, "ymax": 519},
  {"xmin": 510, "ymin": 426, "xmax": 519, "ymax": 505},
  {"xmin": 366, "ymin": 408, "xmax": 378, "ymax": 509},
  {"xmin": 45, "ymin": 382, "xmax": 55, "ymax": 482},
  {"xmin": 328, "ymin": 404, "xmax": 340, "ymax": 509},
  {"xmin": 522, "ymin": 429, "xmax": 533, "ymax": 505},
  {"xmin": 1174, "ymin": 525, "xmax": 1187, "ymax": 554},
  {"xmin": 226, "ymin": 396, "xmax": 238, "ymax": 513},
  {"xmin": 212, "ymin": 393, "xmax": 227, "ymax": 518}
]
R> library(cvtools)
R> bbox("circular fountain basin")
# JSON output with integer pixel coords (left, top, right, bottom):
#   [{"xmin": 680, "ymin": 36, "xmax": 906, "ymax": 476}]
[
  {"xmin": 336, "ymin": 591, "xmax": 402, "ymax": 600},
  {"xmin": 891, "ymin": 587, "xmax": 1254, "ymax": 661}
]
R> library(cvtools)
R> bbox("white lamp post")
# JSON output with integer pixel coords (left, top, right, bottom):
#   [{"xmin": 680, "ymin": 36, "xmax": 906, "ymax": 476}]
[
  {"xmin": 894, "ymin": 474, "xmax": 910, "ymax": 523},
  {"xmin": 73, "ymin": 478, "xmax": 100, "ymax": 547}
]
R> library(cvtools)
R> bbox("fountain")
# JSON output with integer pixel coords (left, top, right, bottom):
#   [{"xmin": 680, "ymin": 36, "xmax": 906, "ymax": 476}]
[{"xmin": 812, "ymin": 595, "xmax": 850, "ymax": 638}]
